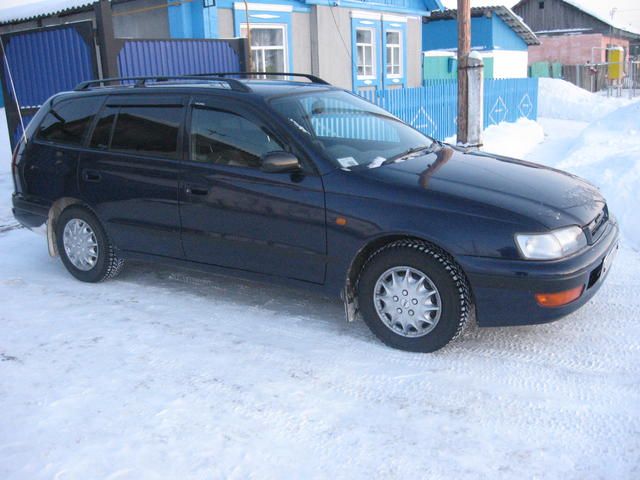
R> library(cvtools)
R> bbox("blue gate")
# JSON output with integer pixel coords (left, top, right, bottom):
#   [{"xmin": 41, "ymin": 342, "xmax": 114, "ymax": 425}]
[
  {"xmin": 117, "ymin": 38, "xmax": 247, "ymax": 78},
  {"xmin": 0, "ymin": 22, "xmax": 98, "ymax": 148}
]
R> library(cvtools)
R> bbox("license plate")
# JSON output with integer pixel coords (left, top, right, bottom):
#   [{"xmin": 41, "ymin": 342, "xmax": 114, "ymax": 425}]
[{"xmin": 602, "ymin": 243, "xmax": 619, "ymax": 278}]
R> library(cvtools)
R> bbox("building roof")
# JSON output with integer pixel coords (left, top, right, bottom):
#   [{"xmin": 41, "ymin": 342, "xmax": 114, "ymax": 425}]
[
  {"xmin": 556, "ymin": 0, "xmax": 640, "ymax": 36},
  {"xmin": 0, "ymin": 0, "xmax": 445, "ymax": 26},
  {"xmin": 0, "ymin": 0, "xmax": 99, "ymax": 25},
  {"xmin": 428, "ymin": 5, "xmax": 540, "ymax": 46},
  {"xmin": 512, "ymin": 0, "xmax": 640, "ymax": 37}
]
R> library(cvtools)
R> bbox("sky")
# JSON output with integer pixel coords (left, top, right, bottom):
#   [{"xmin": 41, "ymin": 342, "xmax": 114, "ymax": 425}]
[{"xmin": 1, "ymin": 0, "xmax": 639, "ymax": 34}]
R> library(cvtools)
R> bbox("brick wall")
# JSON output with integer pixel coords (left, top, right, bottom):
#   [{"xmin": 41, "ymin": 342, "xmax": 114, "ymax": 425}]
[{"xmin": 528, "ymin": 33, "xmax": 630, "ymax": 64}]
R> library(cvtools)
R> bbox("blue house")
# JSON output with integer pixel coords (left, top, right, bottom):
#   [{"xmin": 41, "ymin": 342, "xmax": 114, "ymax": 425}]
[
  {"xmin": 0, "ymin": 0, "xmax": 443, "ymax": 93},
  {"xmin": 166, "ymin": 0, "xmax": 443, "ymax": 91},
  {"xmin": 422, "ymin": 6, "xmax": 539, "ymax": 79}
]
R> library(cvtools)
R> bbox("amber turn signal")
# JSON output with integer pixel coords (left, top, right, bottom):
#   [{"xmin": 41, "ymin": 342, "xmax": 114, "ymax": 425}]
[{"xmin": 535, "ymin": 285, "xmax": 584, "ymax": 307}]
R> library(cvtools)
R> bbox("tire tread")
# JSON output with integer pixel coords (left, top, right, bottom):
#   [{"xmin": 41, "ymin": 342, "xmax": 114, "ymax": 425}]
[{"xmin": 357, "ymin": 238, "xmax": 472, "ymax": 350}]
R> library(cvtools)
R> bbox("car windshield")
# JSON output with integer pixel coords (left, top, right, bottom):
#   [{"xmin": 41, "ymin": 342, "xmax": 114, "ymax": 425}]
[{"xmin": 270, "ymin": 90, "xmax": 434, "ymax": 169}]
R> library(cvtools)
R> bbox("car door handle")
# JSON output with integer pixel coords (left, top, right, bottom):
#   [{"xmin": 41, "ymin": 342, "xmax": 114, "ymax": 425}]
[
  {"xmin": 185, "ymin": 185, "xmax": 209, "ymax": 196},
  {"xmin": 83, "ymin": 169, "xmax": 102, "ymax": 183}
]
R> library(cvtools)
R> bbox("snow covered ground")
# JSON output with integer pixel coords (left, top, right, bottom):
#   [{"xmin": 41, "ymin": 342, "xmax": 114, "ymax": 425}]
[{"xmin": 1, "ymin": 81, "xmax": 640, "ymax": 479}]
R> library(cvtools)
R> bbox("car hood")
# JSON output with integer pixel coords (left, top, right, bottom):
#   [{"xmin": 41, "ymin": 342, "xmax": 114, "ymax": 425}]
[{"xmin": 352, "ymin": 145, "xmax": 605, "ymax": 229}]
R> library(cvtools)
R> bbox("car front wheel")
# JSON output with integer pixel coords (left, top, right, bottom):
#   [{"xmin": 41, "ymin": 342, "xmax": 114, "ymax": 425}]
[
  {"xmin": 357, "ymin": 239, "xmax": 472, "ymax": 352},
  {"xmin": 56, "ymin": 206, "xmax": 124, "ymax": 282}
]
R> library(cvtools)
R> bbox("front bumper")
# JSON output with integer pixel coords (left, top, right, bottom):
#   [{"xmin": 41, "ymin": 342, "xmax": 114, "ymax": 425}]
[{"xmin": 458, "ymin": 220, "xmax": 620, "ymax": 327}]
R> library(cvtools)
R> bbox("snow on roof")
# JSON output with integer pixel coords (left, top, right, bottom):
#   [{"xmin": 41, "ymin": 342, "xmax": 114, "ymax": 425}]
[
  {"xmin": 561, "ymin": 0, "xmax": 632, "ymax": 33},
  {"xmin": 0, "ymin": 0, "xmax": 99, "ymax": 25},
  {"xmin": 530, "ymin": 0, "xmax": 640, "ymax": 36}
]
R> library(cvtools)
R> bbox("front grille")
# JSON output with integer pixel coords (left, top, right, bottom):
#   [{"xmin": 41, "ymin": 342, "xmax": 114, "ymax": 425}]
[{"xmin": 585, "ymin": 205, "xmax": 609, "ymax": 244}]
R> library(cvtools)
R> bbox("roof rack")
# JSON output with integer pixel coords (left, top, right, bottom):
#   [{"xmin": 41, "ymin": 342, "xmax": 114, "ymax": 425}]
[
  {"xmin": 200, "ymin": 72, "xmax": 331, "ymax": 85},
  {"xmin": 74, "ymin": 75, "xmax": 251, "ymax": 92}
]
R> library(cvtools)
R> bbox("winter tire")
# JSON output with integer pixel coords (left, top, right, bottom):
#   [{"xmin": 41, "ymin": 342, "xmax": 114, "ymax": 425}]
[
  {"xmin": 56, "ymin": 206, "xmax": 124, "ymax": 282},
  {"xmin": 357, "ymin": 239, "xmax": 472, "ymax": 352}
]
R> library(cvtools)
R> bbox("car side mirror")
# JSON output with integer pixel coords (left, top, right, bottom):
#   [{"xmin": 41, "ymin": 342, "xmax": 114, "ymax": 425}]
[{"xmin": 261, "ymin": 151, "xmax": 301, "ymax": 173}]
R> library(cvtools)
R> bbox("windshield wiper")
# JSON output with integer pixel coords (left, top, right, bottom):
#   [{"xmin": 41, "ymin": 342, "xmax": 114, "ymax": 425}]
[{"xmin": 381, "ymin": 142, "xmax": 442, "ymax": 166}]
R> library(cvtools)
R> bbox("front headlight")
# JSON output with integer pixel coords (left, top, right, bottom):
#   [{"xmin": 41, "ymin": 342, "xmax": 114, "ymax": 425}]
[{"xmin": 515, "ymin": 226, "xmax": 587, "ymax": 260}]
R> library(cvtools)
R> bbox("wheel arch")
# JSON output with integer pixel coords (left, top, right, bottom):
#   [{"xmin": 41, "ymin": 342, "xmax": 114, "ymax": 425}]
[
  {"xmin": 350, "ymin": 234, "xmax": 460, "ymax": 284},
  {"xmin": 46, "ymin": 197, "xmax": 91, "ymax": 257},
  {"xmin": 342, "ymin": 233, "xmax": 474, "ymax": 319}
]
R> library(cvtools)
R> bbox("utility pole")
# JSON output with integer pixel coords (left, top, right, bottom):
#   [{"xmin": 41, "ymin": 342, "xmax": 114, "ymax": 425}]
[
  {"xmin": 94, "ymin": 0, "xmax": 118, "ymax": 79},
  {"xmin": 457, "ymin": 0, "xmax": 471, "ymax": 144}
]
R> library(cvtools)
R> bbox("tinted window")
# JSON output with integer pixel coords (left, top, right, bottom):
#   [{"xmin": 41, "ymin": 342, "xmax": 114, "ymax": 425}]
[
  {"xmin": 90, "ymin": 108, "xmax": 117, "ymax": 149},
  {"xmin": 190, "ymin": 107, "xmax": 283, "ymax": 168},
  {"xmin": 37, "ymin": 96, "xmax": 103, "ymax": 146},
  {"xmin": 110, "ymin": 106, "xmax": 181, "ymax": 158}
]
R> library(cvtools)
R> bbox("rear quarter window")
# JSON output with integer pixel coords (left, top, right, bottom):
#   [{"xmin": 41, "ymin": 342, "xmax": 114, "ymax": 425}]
[{"xmin": 37, "ymin": 96, "xmax": 103, "ymax": 146}]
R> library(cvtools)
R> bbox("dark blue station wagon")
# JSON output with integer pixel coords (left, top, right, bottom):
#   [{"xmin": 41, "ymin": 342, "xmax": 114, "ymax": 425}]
[{"xmin": 11, "ymin": 74, "xmax": 619, "ymax": 352}]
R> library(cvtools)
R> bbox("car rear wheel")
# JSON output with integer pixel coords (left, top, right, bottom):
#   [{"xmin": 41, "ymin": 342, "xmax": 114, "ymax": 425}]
[
  {"xmin": 357, "ymin": 239, "xmax": 472, "ymax": 352},
  {"xmin": 56, "ymin": 206, "xmax": 124, "ymax": 282}
]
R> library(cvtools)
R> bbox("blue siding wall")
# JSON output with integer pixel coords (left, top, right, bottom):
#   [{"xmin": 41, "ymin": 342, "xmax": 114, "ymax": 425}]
[
  {"xmin": 491, "ymin": 15, "xmax": 527, "ymax": 51},
  {"xmin": 423, "ymin": 15, "xmax": 526, "ymax": 52},
  {"xmin": 215, "ymin": 0, "xmax": 443, "ymax": 15},
  {"xmin": 168, "ymin": 0, "xmax": 218, "ymax": 38}
]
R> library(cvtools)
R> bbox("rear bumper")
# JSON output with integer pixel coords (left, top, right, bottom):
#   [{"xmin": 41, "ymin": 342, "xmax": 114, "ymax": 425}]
[
  {"xmin": 12, "ymin": 193, "xmax": 49, "ymax": 228},
  {"xmin": 458, "ymin": 220, "xmax": 620, "ymax": 327}
]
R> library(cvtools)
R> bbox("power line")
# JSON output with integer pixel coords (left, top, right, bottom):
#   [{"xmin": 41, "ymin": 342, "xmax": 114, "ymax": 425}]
[{"xmin": 328, "ymin": 4, "xmax": 356, "ymax": 73}]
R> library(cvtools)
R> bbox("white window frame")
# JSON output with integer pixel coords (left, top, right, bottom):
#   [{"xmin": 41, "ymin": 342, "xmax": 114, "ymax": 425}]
[
  {"xmin": 356, "ymin": 27, "xmax": 376, "ymax": 80},
  {"xmin": 240, "ymin": 23, "xmax": 288, "ymax": 74},
  {"xmin": 385, "ymin": 30, "xmax": 402, "ymax": 78}
]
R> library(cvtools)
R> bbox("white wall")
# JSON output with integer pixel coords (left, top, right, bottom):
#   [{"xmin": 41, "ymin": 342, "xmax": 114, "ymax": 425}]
[{"xmin": 492, "ymin": 50, "xmax": 528, "ymax": 78}]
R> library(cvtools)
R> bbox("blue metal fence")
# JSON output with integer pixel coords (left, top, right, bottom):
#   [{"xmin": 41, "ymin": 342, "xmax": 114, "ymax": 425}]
[
  {"xmin": 1, "ymin": 23, "xmax": 96, "ymax": 109},
  {"xmin": 359, "ymin": 77, "xmax": 538, "ymax": 140},
  {"xmin": 0, "ymin": 22, "xmax": 98, "ymax": 148},
  {"xmin": 117, "ymin": 38, "xmax": 246, "ymax": 78}
]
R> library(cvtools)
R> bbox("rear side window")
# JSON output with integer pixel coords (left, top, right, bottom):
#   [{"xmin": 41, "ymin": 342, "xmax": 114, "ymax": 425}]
[
  {"xmin": 110, "ymin": 106, "xmax": 181, "ymax": 159},
  {"xmin": 37, "ymin": 96, "xmax": 103, "ymax": 146}
]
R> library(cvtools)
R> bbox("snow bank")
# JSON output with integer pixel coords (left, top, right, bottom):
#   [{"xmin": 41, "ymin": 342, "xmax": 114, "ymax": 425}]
[
  {"xmin": 556, "ymin": 101, "xmax": 640, "ymax": 248},
  {"xmin": 481, "ymin": 117, "xmax": 544, "ymax": 159},
  {"xmin": 444, "ymin": 118, "xmax": 544, "ymax": 159},
  {"xmin": 538, "ymin": 78, "xmax": 635, "ymax": 122}
]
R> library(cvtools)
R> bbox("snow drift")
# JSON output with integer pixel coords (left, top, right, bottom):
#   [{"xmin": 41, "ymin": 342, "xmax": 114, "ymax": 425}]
[
  {"xmin": 556, "ymin": 101, "xmax": 640, "ymax": 249},
  {"xmin": 481, "ymin": 117, "xmax": 544, "ymax": 159},
  {"xmin": 537, "ymin": 78, "xmax": 635, "ymax": 122}
]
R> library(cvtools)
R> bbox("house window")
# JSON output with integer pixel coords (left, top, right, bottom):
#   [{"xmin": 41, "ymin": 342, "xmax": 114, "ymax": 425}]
[
  {"xmin": 385, "ymin": 30, "xmax": 402, "ymax": 77},
  {"xmin": 356, "ymin": 28, "xmax": 376, "ymax": 79},
  {"xmin": 538, "ymin": 1, "xmax": 544, "ymax": 9},
  {"xmin": 240, "ymin": 24, "xmax": 287, "ymax": 74}
]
